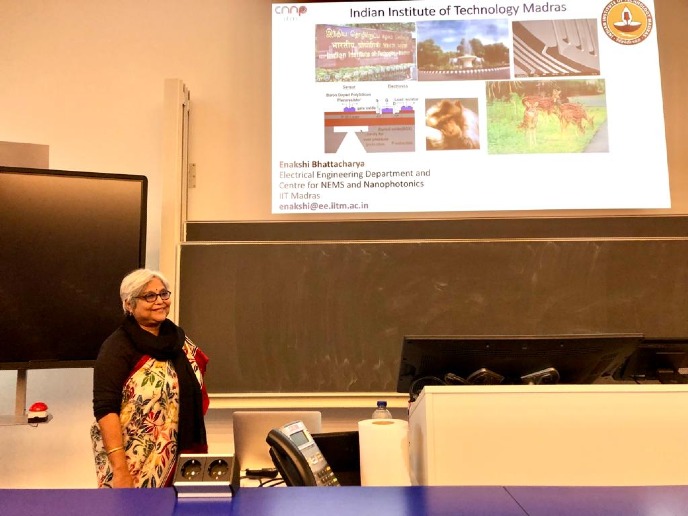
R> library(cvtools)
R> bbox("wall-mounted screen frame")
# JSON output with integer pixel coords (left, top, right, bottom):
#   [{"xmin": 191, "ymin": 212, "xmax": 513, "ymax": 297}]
[{"xmin": 0, "ymin": 166, "xmax": 147, "ymax": 370}]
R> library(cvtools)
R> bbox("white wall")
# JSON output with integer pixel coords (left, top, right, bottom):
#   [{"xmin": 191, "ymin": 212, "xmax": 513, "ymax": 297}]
[
  {"xmin": 0, "ymin": 369, "xmax": 96, "ymax": 487},
  {"xmin": 0, "ymin": 0, "xmax": 270, "ymax": 488},
  {"xmin": 0, "ymin": 0, "xmax": 273, "ymax": 255}
]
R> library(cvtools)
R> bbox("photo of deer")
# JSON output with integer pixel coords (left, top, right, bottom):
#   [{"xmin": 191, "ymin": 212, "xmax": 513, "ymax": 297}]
[
  {"xmin": 485, "ymin": 79, "xmax": 608, "ymax": 155},
  {"xmin": 521, "ymin": 88, "xmax": 561, "ymax": 117},
  {"xmin": 518, "ymin": 98, "xmax": 539, "ymax": 147},
  {"xmin": 557, "ymin": 102, "xmax": 595, "ymax": 134}
]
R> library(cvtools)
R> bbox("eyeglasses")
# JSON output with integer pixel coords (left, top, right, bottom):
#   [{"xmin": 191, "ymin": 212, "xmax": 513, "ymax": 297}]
[{"xmin": 136, "ymin": 290, "xmax": 172, "ymax": 303}]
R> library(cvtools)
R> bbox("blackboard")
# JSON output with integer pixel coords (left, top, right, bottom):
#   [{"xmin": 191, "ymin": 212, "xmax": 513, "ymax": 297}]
[
  {"xmin": 186, "ymin": 216, "xmax": 688, "ymax": 241},
  {"xmin": 178, "ymin": 220, "xmax": 688, "ymax": 394}
]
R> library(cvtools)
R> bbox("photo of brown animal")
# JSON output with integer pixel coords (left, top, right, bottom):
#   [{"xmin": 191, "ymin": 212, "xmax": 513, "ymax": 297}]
[
  {"xmin": 557, "ymin": 102, "xmax": 594, "ymax": 134},
  {"xmin": 486, "ymin": 77, "xmax": 608, "ymax": 154},
  {"xmin": 521, "ymin": 88, "xmax": 561, "ymax": 116},
  {"xmin": 518, "ymin": 99, "xmax": 539, "ymax": 146},
  {"xmin": 426, "ymin": 99, "xmax": 480, "ymax": 150}
]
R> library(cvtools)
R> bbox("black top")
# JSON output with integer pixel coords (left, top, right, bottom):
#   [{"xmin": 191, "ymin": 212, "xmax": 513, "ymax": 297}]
[
  {"xmin": 92, "ymin": 327, "xmax": 144, "ymax": 421},
  {"xmin": 92, "ymin": 318, "xmax": 207, "ymax": 451}
]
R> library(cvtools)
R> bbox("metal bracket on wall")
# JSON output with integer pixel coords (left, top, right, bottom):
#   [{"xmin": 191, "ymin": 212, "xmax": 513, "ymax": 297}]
[
  {"xmin": 0, "ymin": 370, "xmax": 53, "ymax": 426},
  {"xmin": 188, "ymin": 163, "xmax": 197, "ymax": 189}
]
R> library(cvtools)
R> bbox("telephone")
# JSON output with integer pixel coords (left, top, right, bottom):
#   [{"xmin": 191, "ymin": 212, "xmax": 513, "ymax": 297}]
[{"xmin": 266, "ymin": 420, "xmax": 340, "ymax": 487}]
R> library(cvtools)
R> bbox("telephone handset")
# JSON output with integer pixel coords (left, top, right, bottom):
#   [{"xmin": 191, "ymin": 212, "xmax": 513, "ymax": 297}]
[{"xmin": 266, "ymin": 420, "xmax": 340, "ymax": 487}]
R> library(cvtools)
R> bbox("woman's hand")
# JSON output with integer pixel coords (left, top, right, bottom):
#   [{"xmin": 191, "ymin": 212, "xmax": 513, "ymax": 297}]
[{"xmin": 111, "ymin": 465, "xmax": 135, "ymax": 488}]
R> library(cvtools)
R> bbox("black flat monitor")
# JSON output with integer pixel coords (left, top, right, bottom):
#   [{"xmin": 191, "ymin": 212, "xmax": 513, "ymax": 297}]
[
  {"xmin": 0, "ymin": 166, "xmax": 147, "ymax": 370},
  {"xmin": 397, "ymin": 333, "xmax": 643, "ymax": 400},
  {"xmin": 613, "ymin": 338, "xmax": 688, "ymax": 384}
]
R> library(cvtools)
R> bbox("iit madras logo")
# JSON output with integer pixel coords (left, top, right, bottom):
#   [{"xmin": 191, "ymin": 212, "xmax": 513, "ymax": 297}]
[{"xmin": 602, "ymin": 0, "xmax": 653, "ymax": 45}]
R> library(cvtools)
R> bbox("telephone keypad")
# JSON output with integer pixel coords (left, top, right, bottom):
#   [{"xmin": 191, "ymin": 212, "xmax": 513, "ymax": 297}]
[{"xmin": 316, "ymin": 465, "xmax": 339, "ymax": 486}]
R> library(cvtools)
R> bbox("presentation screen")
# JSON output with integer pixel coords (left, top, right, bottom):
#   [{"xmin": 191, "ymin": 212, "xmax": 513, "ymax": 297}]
[{"xmin": 271, "ymin": 0, "xmax": 667, "ymax": 214}]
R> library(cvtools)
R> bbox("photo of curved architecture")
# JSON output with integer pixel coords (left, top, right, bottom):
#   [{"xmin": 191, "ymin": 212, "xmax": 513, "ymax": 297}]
[{"xmin": 513, "ymin": 19, "xmax": 601, "ymax": 78}]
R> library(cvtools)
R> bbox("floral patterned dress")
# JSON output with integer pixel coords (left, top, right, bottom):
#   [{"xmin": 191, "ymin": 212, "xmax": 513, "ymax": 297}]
[{"xmin": 90, "ymin": 338, "xmax": 208, "ymax": 488}]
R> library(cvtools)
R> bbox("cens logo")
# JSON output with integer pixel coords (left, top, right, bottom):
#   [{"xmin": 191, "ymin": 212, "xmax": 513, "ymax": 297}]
[{"xmin": 274, "ymin": 5, "xmax": 308, "ymax": 17}]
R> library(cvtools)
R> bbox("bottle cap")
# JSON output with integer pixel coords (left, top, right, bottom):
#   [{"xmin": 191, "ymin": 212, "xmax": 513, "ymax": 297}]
[{"xmin": 377, "ymin": 400, "xmax": 387, "ymax": 408}]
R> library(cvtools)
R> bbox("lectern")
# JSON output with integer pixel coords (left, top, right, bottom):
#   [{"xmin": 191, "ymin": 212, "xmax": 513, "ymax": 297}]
[{"xmin": 408, "ymin": 384, "xmax": 688, "ymax": 486}]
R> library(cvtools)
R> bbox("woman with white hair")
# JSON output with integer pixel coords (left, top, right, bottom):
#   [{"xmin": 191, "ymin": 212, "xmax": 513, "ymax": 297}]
[{"xmin": 90, "ymin": 268, "xmax": 209, "ymax": 488}]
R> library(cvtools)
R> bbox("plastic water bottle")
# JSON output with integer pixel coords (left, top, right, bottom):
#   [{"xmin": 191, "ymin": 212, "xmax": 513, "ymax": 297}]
[{"xmin": 372, "ymin": 400, "xmax": 393, "ymax": 419}]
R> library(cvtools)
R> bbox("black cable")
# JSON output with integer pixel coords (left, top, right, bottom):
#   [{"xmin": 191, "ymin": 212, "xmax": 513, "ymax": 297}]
[
  {"xmin": 260, "ymin": 477, "xmax": 285, "ymax": 487},
  {"xmin": 246, "ymin": 468, "xmax": 278, "ymax": 479},
  {"xmin": 409, "ymin": 375, "xmax": 446, "ymax": 402}
]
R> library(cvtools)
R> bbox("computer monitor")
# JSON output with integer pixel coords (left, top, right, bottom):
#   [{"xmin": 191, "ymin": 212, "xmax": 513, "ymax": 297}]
[
  {"xmin": 613, "ymin": 338, "xmax": 688, "ymax": 384},
  {"xmin": 396, "ymin": 333, "xmax": 643, "ymax": 400}
]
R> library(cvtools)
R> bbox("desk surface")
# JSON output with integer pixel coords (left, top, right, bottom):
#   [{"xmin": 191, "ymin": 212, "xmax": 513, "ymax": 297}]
[
  {"xmin": 509, "ymin": 486, "xmax": 688, "ymax": 516},
  {"xmin": 3, "ymin": 485, "xmax": 688, "ymax": 516}
]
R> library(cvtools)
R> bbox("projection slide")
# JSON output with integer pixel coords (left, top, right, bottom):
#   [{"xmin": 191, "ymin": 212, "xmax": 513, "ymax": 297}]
[{"xmin": 272, "ymin": 0, "xmax": 667, "ymax": 214}]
